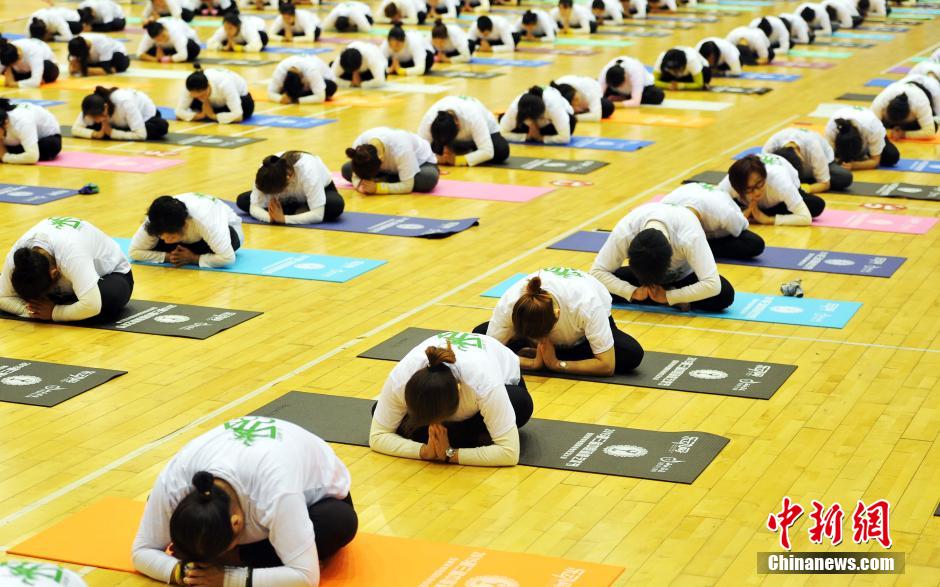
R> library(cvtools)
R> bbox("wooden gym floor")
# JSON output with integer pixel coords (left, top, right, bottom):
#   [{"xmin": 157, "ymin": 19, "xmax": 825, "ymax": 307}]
[{"xmin": 0, "ymin": 0, "xmax": 938, "ymax": 584}]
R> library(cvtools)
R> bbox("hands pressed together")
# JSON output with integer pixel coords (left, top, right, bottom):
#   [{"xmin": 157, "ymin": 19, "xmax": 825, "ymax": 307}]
[{"xmin": 419, "ymin": 423, "xmax": 453, "ymax": 461}]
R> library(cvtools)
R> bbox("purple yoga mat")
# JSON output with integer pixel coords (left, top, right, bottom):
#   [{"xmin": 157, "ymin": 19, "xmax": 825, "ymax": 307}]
[
  {"xmin": 887, "ymin": 66, "xmax": 911, "ymax": 74},
  {"xmin": 225, "ymin": 202, "xmax": 478, "ymax": 238},
  {"xmin": 548, "ymin": 231, "xmax": 905, "ymax": 277}
]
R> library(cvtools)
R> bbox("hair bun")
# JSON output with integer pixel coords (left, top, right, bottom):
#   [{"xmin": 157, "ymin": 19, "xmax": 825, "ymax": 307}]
[
  {"xmin": 525, "ymin": 275, "xmax": 543, "ymax": 294},
  {"xmin": 262, "ymin": 154, "xmax": 280, "ymax": 166},
  {"xmin": 425, "ymin": 341, "xmax": 456, "ymax": 369},
  {"xmin": 193, "ymin": 63, "xmax": 203, "ymax": 71},
  {"xmin": 192, "ymin": 471, "xmax": 215, "ymax": 498},
  {"xmin": 13, "ymin": 247, "xmax": 31, "ymax": 264}
]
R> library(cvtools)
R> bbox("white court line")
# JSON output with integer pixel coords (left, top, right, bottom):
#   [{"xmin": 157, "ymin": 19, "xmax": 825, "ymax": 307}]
[{"xmin": 0, "ymin": 114, "xmax": 808, "ymax": 529}]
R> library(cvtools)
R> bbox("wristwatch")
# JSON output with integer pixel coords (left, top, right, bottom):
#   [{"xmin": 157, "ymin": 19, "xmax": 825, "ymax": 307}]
[
  {"xmin": 445, "ymin": 447, "xmax": 456, "ymax": 462},
  {"xmin": 559, "ymin": 361, "xmax": 568, "ymax": 371}
]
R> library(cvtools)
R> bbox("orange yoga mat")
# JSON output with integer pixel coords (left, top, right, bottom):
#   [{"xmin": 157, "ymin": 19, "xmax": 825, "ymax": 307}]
[
  {"xmin": 8, "ymin": 498, "xmax": 625, "ymax": 586},
  {"xmin": 607, "ymin": 109, "xmax": 714, "ymax": 128}
]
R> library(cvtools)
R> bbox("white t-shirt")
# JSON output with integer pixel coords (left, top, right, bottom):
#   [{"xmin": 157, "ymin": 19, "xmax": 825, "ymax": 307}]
[
  {"xmin": 487, "ymin": 268, "xmax": 614, "ymax": 353},
  {"xmin": 72, "ymin": 88, "xmax": 156, "ymax": 141},
  {"xmin": 322, "ymin": 1, "xmax": 373, "ymax": 32},
  {"xmin": 129, "ymin": 193, "xmax": 243, "ymax": 267},
  {"xmin": 417, "ymin": 95, "xmax": 500, "ymax": 166},
  {"xmin": 718, "ymin": 152, "xmax": 810, "ymax": 225},
  {"xmin": 725, "ymin": 26, "xmax": 771, "ymax": 61},
  {"xmin": 822, "ymin": 0, "xmax": 855, "ymax": 28},
  {"xmin": 249, "ymin": 152, "xmax": 334, "ymax": 224},
  {"xmin": 2, "ymin": 103, "xmax": 60, "ymax": 164},
  {"xmin": 555, "ymin": 74, "xmax": 604, "ymax": 121},
  {"xmin": 749, "ymin": 16, "xmax": 790, "ymax": 52},
  {"xmin": 0, "ymin": 217, "xmax": 131, "ymax": 322},
  {"xmin": 550, "ymin": 4, "xmax": 595, "ymax": 31},
  {"xmin": 175, "ymin": 67, "xmax": 249, "ymax": 124},
  {"xmin": 432, "ymin": 23, "xmax": 472, "ymax": 62},
  {"xmin": 8, "ymin": 38, "xmax": 57, "ymax": 89},
  {"xmin": 590, "ymin": 203, "xmax": 721, "ymax": 305},
  {"xmin": 779, "ymin": 13, "xmax": 811, "ymax": 44},
  {"xmin": 796, "ymin": 2, "xmax": 832, "ymax": 34},
  {"xmin": 910, "ymin": 60, "xmax": 940, "ymax": 83},
  {"xmin": 513, "ymin": 9, "xmax": 557, "ymax": 40},
  {"xmin": 899, "ymin": 74, "xmax": 940, "ymax": 113},
  {"xmin": 599, "ymin": 56, "xmax": 654, "ymax": 101},
  {"xmin": 352, "ymin": 127, "xmax": 436, "ymax": 181},
  {"xmin": 595, "ymin": 0, "xmax": 624, "ymax": 23},
  {"xmin": 27, "ymin": 8, "xmax": 80, "ymax": 41},
  {"xmin": 661, "ymin": 182, "xmax": 749, "ymax": 239},
  {"xmin": 764, "ymin": 127, "xmax": 834, "ymax": 183},
  {"xmin": 824, "ymin": 105, "xmax": 886, "ymax": 158},
  {"xmin": 871, "ymin": 78, "xmax": 937, "ymax": 137},
  {"xmin": 331, "ymin": 41, "xmax": 387, "ymax": 88},
  {"xmin": 629, "ymin": 0, "xmax": 648, "ymax": 19},
  {"xmin": 207, "ymin": 15, "xmax": 266, "ymax": 52},
  {"xmin": 468, "ymin": 15, "xmax": 516, "ymax": 52},
  {"xmin": 0, "ymin": 562, "xmax": 88, "ymax": 587},
  {"xmin": 143, "ymin": 0, "xmax": 186, "ymax": 20},
  {"xmin": 136, "ymin": 17, "xmax": 199, "ymax": 63},
  {"xmin": 381, "ymin": 30, "xmax": 434, "ymax": 75},
  {"xmin": 377, "ymin": 0, "xmax": 419, "ymax": 23},
  {"xmin": 695, "ymin": 37, "xmax": 741, "ymax": 75},
  {"xmin": 79, "ymin": 32, "xmax": 127, "ymax": 64},
  {"xmin": 132, "ymin": 417, "xmax": 351, "ymax": 586},
  {"xmin": 268, "ymin": 55, "xmax": 333, "ymax": 104},
  {"xmin": 654, "ymin": 46, "xmax": 707, "ymax": 77},
  {"xmin": 78, "ymin": 0, "xmax": 124, "ymax": 23},
  {"xmin": 269, "ymin": 9, "xmax": 321, "ymax": 41},
  {"xmin": 499, "ymin": 86, "xmax": 575, "ymax": 145}
]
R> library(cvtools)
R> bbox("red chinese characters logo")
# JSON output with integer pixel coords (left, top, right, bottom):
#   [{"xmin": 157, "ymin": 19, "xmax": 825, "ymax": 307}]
[
  {"xmin": 808, "ymin": 501, "xmax": 844, "ymax": 546},
  {"xmin": 767, "ymin": 497, "xmax": 804, "ymax": 551},
  {"xmin": 767, "ymin": 498, "xmax": 892, "ymax": 550},
  {"xmin": 852, "ymin": 499, "xmax": 892, "ymax": 548}
]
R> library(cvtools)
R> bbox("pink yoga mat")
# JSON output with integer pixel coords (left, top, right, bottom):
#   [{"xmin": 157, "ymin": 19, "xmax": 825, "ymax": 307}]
[
  {"xmin": 770, "ymin": 60, "xmax": 835, "ymax": 69},
  {"xmin": 38, "ymin": 152, "xmax": 185, "ymax": 173},
  {"xmin": 332, "ymin": 173, "xmax": 553, "ymax": 202},
  {"xmin": 813, "ymin": 209, "xmax": 937, "ymax": 234}
]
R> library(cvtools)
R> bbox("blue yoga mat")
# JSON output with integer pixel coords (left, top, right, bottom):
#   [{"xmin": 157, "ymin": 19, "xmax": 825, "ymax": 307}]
[
  {"xmin": 510, "ymin": 137, "xmax": 653, "ymax": 152},
  {"xmin": 156, "ymin": 107, "xmax": 336, "ymax": 129},
  {"xmin": 548, "ymin": 231, "xmax": 905, "ymax": 277},
  {"xmin": 833, "ymin": 31, "xmax": 894, "ymax": 40},
  {"xmin": 892, "ymin": 6, "xmax": 940, "ymax": 14},
  {"xmin": 469, "ymin": 56, "xmax": 551, "ymax": 67},
  {"xmin": 482, "ymin": 273, "xmax": 862, "ymax": 328},
  {"xmin": 0, "ymin": 184, "xmax": 79, "ymax": 205},
  {"xmin": 11, "ymin": 99, "xmax": 65, "ymax": 107},
  {"xmin": 735, "ymin": 72, "xmax": 800, "ymax": 82},
  {"xmin": 263, "ymin": 46, "xmax": 332, "ymax": 55},
  {"xmin": 113, "ymin": 238, "xmax": 385, "ymax": 282},
  {"xmin": 893, "ymin": 159, "xmax": 940, "ymax": 174},
  {"xmin": 865, "ymin": 78, "xmax": 894, "ymax": 87}
]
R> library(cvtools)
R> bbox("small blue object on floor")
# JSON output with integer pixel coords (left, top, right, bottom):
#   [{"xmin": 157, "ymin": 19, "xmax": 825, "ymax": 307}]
[
  {"xmin": 113, "ymin": 238, "xmax": 385, "ymax": 282},
  {"xmin": 11, "ymin": 99, "xmax": 66, "ymax": 108},
  {"xmin": 509, "ymin": 137, "xmax": 653, "ymax": 152},
  {"xmin": 734, "ymin": 146, "xmax": 763, "ymax": 159},
  {"xmin": 156, "ymin": 107, "xmax": 336, "ymax": 129},
  {"xmin": 264, "ymin": 46, "xmax": 333, "ymax": 55},
  {"xmin": 892, "ymin": 159, "xmax": 940, "ymax": 174},
  {"xmin": 482, "ymin": 273, "xmax": 862, "ymax": 328},
  {"xmin": 469, "ymin": 56, "xmax": 552, "ymax": 67},
  {"xmin": 0, "ymin": 184, "xmax": 79, "ymax": 205},
  {"xmin": 864, "ymin": 78, "xmax": 894, "ymax": 87},
  {"xmin": 733, "ymin": 71, "xmax": 801, "ymax": 82},
  {"xmin": 833, "ymin": 31, "xmax": 894, "ymax": 40}
]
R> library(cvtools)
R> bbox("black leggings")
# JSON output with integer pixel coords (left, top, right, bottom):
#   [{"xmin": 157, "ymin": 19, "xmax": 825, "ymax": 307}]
[
  {"xmin": 340, "ymin": 162, "xmax": 441, "ymax": 193},
  {"xmin": 55, "ymin": 270, "xmax": 134, "ymax": 323},
  {"xmin": 86, "ymin": 112, "xmax": 168, "ymax": 140},
  {"xmin": 89, "ymin": 18, "xmax": 126, "ymax": 32},
  {"xmin": 68, "ymin": 20, "xmax": 83, "ymax": 34},
  {"xmin": 151, "ymin": 226, "xmax": 241, "ymax": 257},
  {"xmin": 6, "ymin": 134, "xmax": 62, "ymax": 161},
  {"xmin": 600, "ymin": 97, "xmax": 615, "ymax": 119},
  {"xmin": 390, "ymin": 50, "xmax": 435, "ymax": 74},
  {"xmin": 612, "ymin": 267, "xmax": 735, "ymax": 312},
  {"xmin": 878, "ymin": 139, "xmax": 900, "ymax": 168},
  {"xmin": 238, "ymin": 494, "xmax": 357, "ymax": 565},
  {"xmin": 190, "ymin": 94, "xmax": 255, "ymax": 121},
  {"xmin": 604, "ymin": 84, "xmax": 666, "ymax": 105},
  {"xmin": 764, "ymin": 189, "xmax": 826, "ymax": 218},
  {"xmin": 659, "ymin": 65, "xmax": 712, "ymax": 86},
  {"xmin": 274, "ymin": 26, "xmax": 321, "ymax": 41},
  {"xmin": 98, "ymin": 52, "xmax": 130, "ymax": 73},
  {"xmin": 708, "ymin": 229, "xmax": 765, "ymax": 260},
  {"xmin": 509, "ymin": 114, "xmax": 577, "ymax": 139},
  {"xmin": 236, "ymin": 183, "xmax": 345, "ymax": 222},
  {"xmin": 448, "ymin": 132, "xmax": 511, "ymax": 164},
  {"xmin": 13, "ymin": 60, "xmax": 59, "ymax": 84},
  {"xmin": 797, "ymin": 161, "xmax": 853, "ymax": 191},
  {"xmin": 146, "ymin": 38, "xmax": 201, "ymax": 61}
]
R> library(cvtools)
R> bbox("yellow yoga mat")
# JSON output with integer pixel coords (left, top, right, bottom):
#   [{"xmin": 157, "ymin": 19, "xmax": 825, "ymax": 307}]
[{"xmin": 607, "ymin": 109, "xmax": 714, "ymax": 128}]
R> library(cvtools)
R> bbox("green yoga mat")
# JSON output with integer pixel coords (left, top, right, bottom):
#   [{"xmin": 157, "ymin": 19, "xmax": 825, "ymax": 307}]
[{"xmin": 788, "ymin": 49, "xmax": 853, "ymax": 59}]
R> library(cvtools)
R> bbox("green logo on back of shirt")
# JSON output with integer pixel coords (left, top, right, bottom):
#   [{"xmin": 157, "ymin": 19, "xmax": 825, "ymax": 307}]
[
  {"xmin": 47, "ymin": 217, "xmax": 82, "ymax": 230},
  {"xmin": 0, "ymin": 562, "xmax": 65, "ymax": 585},
  {"xmin": 543, "ymin": 266, "xmax": 584, "ymax": 279},
  {"xmin": 191, "ymin": 193, "xmax": 218, "ymax": 201},
  {"xmin": 436, "ymin": 331, "xmax": 484, "ymax": 351},
  {"xmin": 697, "ymin": 182, "xmax": 718, "ymax": 191},
  {"xmin": 224, "ymin": 416, "xmax": 280, "ymax": 446},
  {"xmin": 758, "ymin": 153, "xmax": 779, "ymax": 166}
]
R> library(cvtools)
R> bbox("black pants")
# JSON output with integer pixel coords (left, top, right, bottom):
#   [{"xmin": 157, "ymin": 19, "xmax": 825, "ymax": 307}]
[
  {"xmin": 708, "ymin": 229, "xmax": 765, "ymax": 260},
  {"xmin": 473, "ymin": 317, "xmax": 644, "ymax": 374},
  {"xmin": 180, "ymin": 8, "xmax": 195, "ymax": 20},
  {"xmin": 53, "ymin": 270, "xmax": 134, "ymax": 323},
  {"xmin": 6, "ymin": 134, "xmax": 62, "ymax": 161},
  {"xmin": 509, "ymin": 114, "xmax": 577, "ymax": 140},
  {"xmin": 67, "ymin": 20, "xmax": 83, "ymax": 34},
  {"xmin": 606, "ymin": 85, "xmax": 665, "ymax": 105},
  {"xmin": 390, "ymin": 50, "xmax": 435, "ymax": 74},
  {"xmin": 659, "ymin": 65, "xmax": 712, "ymax": 86},
  {"xmin": 273, "ymin": 26, "xmax": 321, "ymax": 41},
  {"xmin": 146, "ymin": 38, "xmax": 201, "ymax": 61},
  {"xmin": 764, "ymin": 190, "xmax": 826, "ymax": 218},
  {"xmin": 612, "ymin": 267, "xmax": 735, "ymax": 312},
  {"xmin": 340, "ymin": 162, "xmax": 440, "ymax": 192},
  {"xmin": 285, "ymin": 80, "xmax": 338, "ymax": 102},
  {"xmin": 851, "ymin": 14, "xmax": 862, "ymax": 27},
  {"xmin": 191, "ymin": 94, "xmax": 255, "ymax": 121},
  {"xmin": 600, "ymin": 97, "xmax": 615, "ymax": 119},
  {"xmin": 258, "ymin": 30, "xmax": 269, "ymax": 49},
  {"xmin": 338, "ymin": 68, "xmax": 374, "ymax": 82},
  {"xmin": 87, "ymin": 112, "xmax": 168, "ymax": 140},
  {"xmin": 238, "ymin": 494, "xmax": 357, "ymax": 565},
  {"xmin": 879, "ymin": 139, "xmax": 900, "ymax": 168},
  {"xmin": 448, "ymin": 132, "xmax": 511, "ymax": 164},
  {"xmin": 151, "ymin": 226, "xmax": 241, "ymax": 257},
  {"xmin": 236, "ymin": 183, "xmax": 345, "ymax": 222},
  {"xmin": 90, "ymin": 18, "xmax": 126, "ymax": 32},
  {"xmin": 797, "ymin": 161, "xmax": 852, "ymax": 191},
  {"xmin": 13, "ymin": 60, "xmax": 59, "ymax": 84},
  {"xmin": 102, "ymin": 52, "xmax": 130, "ymax": 73}
]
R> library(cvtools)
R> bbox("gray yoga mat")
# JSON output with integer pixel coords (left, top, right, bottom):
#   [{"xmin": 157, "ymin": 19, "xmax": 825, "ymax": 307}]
[
  {"xmin": 936, "ymin": 502, "xmax": 940, "ymax": 517},
  {"xmin": 0, "ymin": 359, "xmax": 125, "ymax": 407},
  {"xmin": 814, "ymin": 40, "xmax": 875, "ymax": 48},
  {"xmin": 710, "ymin": 86, "xmax": 771, "ymax": 95},
  {"xmin": 59, "ymin": 126, "xmax": 265, "ymax": 149},
  {"xmin": 845, "ymin": 181, "xmax": 940, "ymax": 201},
  {"xmin": 482, "ymin": 156, "xmax": 608, "ymax": 175},
  {"xmin": 427, "ymin": 70, "xmax": 503, "ymax": 79},
  {"xmin": 0, "ymin": 300, "xmax": 260, "ymax": 339},
  {"xmin": 251, "ymin": 391, "xmax": 730, "ymax": 483},
  {"xmin": 358, "ymin": 327, "xmax": 796, "ymax": 399},
  {"xmin": 837, "ymin": 93, "xmax": 877, "ymax": 102}
]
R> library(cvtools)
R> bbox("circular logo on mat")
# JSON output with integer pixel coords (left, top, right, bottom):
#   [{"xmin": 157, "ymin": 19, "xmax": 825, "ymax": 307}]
[
  {"xmin": 861, "ymin": 203, "xmax": 906, "ymax": 211},
  {"xmin": 466, "ymin": 577, "xmax": 519, "ymax": 587},
  {"xmin": 769, "ymin": 306, "xmax": 803, "ymax": 314},
  {"xmin": 867, "ymin": 219, "xmax": 893, "ymax": 226},
  {"xmin": 1, "ymin": 375, "xmax": 42, "ymax": 386},
  {"xmin": 688, "ymin": 369, "xmax": 728, "ymax": 380},
  {"xmin": 551, "ymin": 179, "xmax": 593, "ymax": 188},
  {"xmin": 294, "ymin": 263, "xmax": 326, "ymax": 270},
  {"xmin": 603, "ymin": 444, "xmax": 648, "ymax": 458},
  {"xmin": 397, "ymin": 223, "xmax": 425, "ymax": 230},
  {"xmin": 154, "ymin": 314, "xmax": 190, "ymax": 323},
  {"xmin": 823, "ymin": 258, "xmax": 855, "ymax": 266}
]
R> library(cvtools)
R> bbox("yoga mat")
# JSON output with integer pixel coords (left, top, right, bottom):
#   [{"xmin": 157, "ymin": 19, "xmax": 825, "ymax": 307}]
[
  {"xmin": 360, "ymin": 327, "xmax": 797, "ymax": 399},
  {"xmin": 887, "ymin": 65, "xmax": 911, "ymax": 74},
  {"xmin": 156, "ymin": 107, "xmax": 337, "ymax": 129},
  {"xmin": 10, "ymin": 497, "xmax": 626, "ymax": 586},
  {"xmin": 936, "ymin": 502, "xmax": 940, "ymax": 517},
  {"xmin": 122, "ymin": 67, "xmax": 192, "ymax": 80},
  {"xmin": 769, "ymin": 60, "xmax": 835, "ymax": 69},
  {"xmin": 650, "ymin": 99, "xmax": 732, "ymax": 111},
  {"xmin": 691, "ymin": 4, "xmax": 756, "ymax": 11},
  {"xmin": 59, "ymin": 126, "xmax": 265, "ymax": 149},
  {"xmin": 130, "ymin": 56, "xmax": 279, "ymax": 66},
  {"xmin": 813, "ymin": 210, "xmax": 937, "ymax": 234},
  {"xmin": 263, "ymin": 46, "xmax": 333, "ymax": 55},
  {"xmin": 844, "ymin": 181, "xmax": 940, "ymax": 201},
  {"xmin": 865, "ymin": 78, "xmax": 894, "ymax": 87},
  {"xmin": 607, "ymin": 110, "xmax": 714, "ymax": 128},
  {"xmin": 226, "ymin": 203, "xmax": 479, "ymax": 238},
  {"xmin": 709, "ymin": 86, "xmax": 771, "ymax": 95},
  {"xmin": 647, "ymin": 14, "xmax": 718, "ymax": 23},
  {"xmin": 893, "ymin": 159, "xmax": 940, "ymax": 174},
  {"xmin": 1, "ymin": 300, "xmax": 260, "ymax": 339},
  {"xmin": 0, "ymin": 359, "xmax": 125, "ymax": 407},
  {"xmin": 0, "ymin": 184, "xmax": 79, "ymax": 205},
  {"xmin": 893, "ymin": 6, "xmax": 940, "ymax": 14},
  {"xmin": 516, "ymin": 46, "xmax": 598, "ymax": 55},
  {"xmin": 596, "ymin": 29, "xmax": 671, "ymax": 38},
  {"xmin": 49, "ymin": 76, "xmax": 154, "ymax": 91},
  {"xmin": 509, "ymin": 137, "xmax": 654, "ymax": 152},
  {"xmin": 554, "ymin": 38, "xmax": 634, "ymax": 48},
  {"xmin": 859, "ymin": 25, "xmax": 910, "ymax": 32},
  {"xmin": 10, "ymin": 98, "xmax": 65, "ymax": 107},
  {"xmin": 331, "ymin": 173, "xmax": 554, "ymax": 202},
  {"xmin": 427, "ymin": 69, "xmax": 503, "ymax": 79},
  {"xmin": 833, "ymin": 31, "xmax": 894, "ymax": 40},
  {"xmin": 481, "ymin": 156, "xmax": 608, "ymax": 174},
  {"xmin": 549, "ymin": 231, "xmax": 905, "ymax": 278},
  {"xmin": 318, "ymin": 36, "xmax": 382, "ymax": 45},
  {"xmin": 815, "ymin": 40, "xmax": 875, "ymax": 48},
  {"xmin": 380, "ymin": 81, "xmax": 452, "ymax": 94},
  {"xmin": 253, "ymin": 392, "xmax": 730, "ymax": 483},
  {"xmin": 483, "ymin": 274, "xmax": 862, "ymax": 328},
  {"xmin": 836, "ymin": 93, "xmax": 876, "ymax": 101},
  {"xmin": 37, "ymin": 152, "xmax": 184, "ymax": 173},
  {"xmin": 469, "ymin": 56, "xmax": 551, "ymax": 67},
  {"xmin": 114, "ymin": 238, "xmax": 385, "ymax": 283},
  {"xmin": 719, "ymin": 71, "xmax": 801, "ymax": 82},
  {"xmin": 807, "ymin": 102, "xmax": 849, "ymax": 118},
  {"xmin": 788, "ymin": 49, "xmax": 853, "ymax": 59}
]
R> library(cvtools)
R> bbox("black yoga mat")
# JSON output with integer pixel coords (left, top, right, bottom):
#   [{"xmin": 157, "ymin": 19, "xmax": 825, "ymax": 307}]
[
  {"xmin": 0, "ymin": 300, "xmax": 260, "ymax": 339},
  {"xmin": 60, "ymin": 126, "xmax": 265, "ymax": 149},
  {"xmin": 0, "ymin": 359, "xmax": 125, "ymax": 407},
  {"xmin": 358, "ymin": 327, "xmax": 796, "ymax": 399},
  {"xmin": 251, "ymin": 391, "xmax": 730, "ymax": 483},
  {"xmin": 837, "ymin": 93, "xmax": 877, "ymax": 102},
  {"xmin": 844, "ymin": 181, "xmax": 940, "ymax": 201},
  {"xmin": 710, "ymin": 86, "xmax": 771, "ymax": 95},
  {"xmin": 935, "ymin": 502, "xmax": 940, "ymax": 517},
  {"xmin": 481, "ymin": 156, "xmax": 608, "ymax": 175}
]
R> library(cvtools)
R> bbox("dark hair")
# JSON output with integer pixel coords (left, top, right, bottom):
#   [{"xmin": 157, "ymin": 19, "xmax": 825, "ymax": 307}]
[
  {"xmin": 727, "ymin": 154, "xmax": 767, "ymax": 196},
  {"xmin": 431, "ymin": 18, "xmax": 449, "ymax": 39},
  {"xmin": 0, "ymin": 38, "xmax": 18, "ymax": 67},
  {"xmin": 429, "ymin": 110, "xmax": 458, "ymax": 154},
  {"xmin": 282, "ymin": 70, "xmax": 305, "ymax": 100},
  {"xmin": 627, "ymin": 229, "xmax": 672, "ymax": 286},
  {"xmin": 29, "ymin": 18, "xmax": 48, "ymax": 40},
  {"xmin": 403, "ymin": 343, "xmax": 459, "ymax": 429},
  {"xmin": 521, "ymin": 10, "xmax": 538, "ymax": 25},
  {"xmin": 145, "ymin": 195, "xmax": 189, "ymax": 236},
  {"xmin": 591, "ymin": 0, "xmax": 605, "ymax": 9},
  {"xmin": 185, "ymin": 64, "xmax": 209, "ymax": 92},
  {"xmin": 383, "ymin": 2, "xmax": 400, "ymax": 19},
  {"xmin": 772, "ymin": 146, "xmax": 803, "ymax": 176},
  {"xmin": 476, "ymin": 15, "xmax": 493, "ymax": 32},
  {"xmin": 824, "ymin": 4, "xmax": 838, "ymax": 22},
  {"xmin": 144, "ymin": 20, "xmax": 165, "ymax": 38},
  {"xmin": 779, "ymin": 14, "xmax": 793, "ymax": 31},
  {"xmin": 550, "ymin": 81, "xmax": 576, "ymax": 105},
  {"xmin": 334, "ymin": 15, "xmax": 351, "ymax": 31},
  {"xmin": 278, "ymin": 1, "xmax": 296, "ymax": 15},
  {"xmin": 511, "ymin": 275, "xmax": 558, "ymax": 340},
  {"xmin": 78, "ymin": 7, "xmax": 95, "ymax": 26},
  {"xmin": 255, "ymin": 154, "xmax": 292, "ymax": 193},
  {"xmin": 80, "ymin": 86, "xmax": 117, "ymax": 117},
  {"xmin": 799, "ymin": 6, "xmax": 815, "ymax": 23},
  {"xmin": 387, "ymin": 23, "xmax": 406, "ymax": 42},
  {"xmin": 168, "ymin": 472, "xmax": 234, "ymax": 563},
  {"xmin": 756, "ymin": 17, "xmax": 772, "ymax": 38},
  {"xmin": 223, "ymin": 13, "xmax": 241, "ymax": 27},
  {"xmin": 698, "ymin": 40, "xmax": 720, "ymax": 65},
  {"xmin": 661, "ymin": 48, "xmax": 687, "ymax": 73},
  {"xmin": 69, "ymin": 37, "xmax": 93, "ymax": 76},
  {"xmin": 339, "ymin": 47, "xmax": 362, "ymax": 73},
  {"xmin": 857, "ymin": 0, "xmax": 870, "ymax": 16},
  {"xmin": 885, "ymin": 93, "xmax": 910, "ymax": 125},
  {"xmin": 517, "ymin": 85, "xmax": 546, "ymax": 123},
  {"xmin": 0, "ymin": 97, "xmax": 13, "ymax": 127},
  {"xmin": 344, "ymin": 144, "xmax": 382, "ymax": 179},
  {"xmin": 736, "ymin": 43, "xmax": 757, "ymax": 66},
  {"xmin": 605, "ymin": 62, "xmax": 626, "ymax": 87},
  {"xmin": 832, "ymin": 118, "xmax": 863, "ymax": 162},
  {"xmin": 11, "ymin": 247, "xmax": 54, "ymax": 300},
  {"xmin": 559, "ymin": 0, "xmax": 573, "ymax": 7}
]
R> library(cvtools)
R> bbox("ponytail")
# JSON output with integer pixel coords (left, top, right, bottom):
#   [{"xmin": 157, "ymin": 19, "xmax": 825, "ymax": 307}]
[
  {"xmin": 185, "ymin": 64, "xmax": 209, "ymax": 92},
  {"xmin": 169, "ymin": 472, "xmax": 234, "ymax": 563},
  {"xmin": 344, "ymin": 144, "xmax": 382, "ymax": 180},
  {"xmin": 832, "ymin": 118, "xmax": 863, "ymax": 163},
  {"xmin": 29, "ymin": 18, "xmax": 48, "ymax": 41},
  {"xmin": 431, "ymin": 18, "xmax": 448, "ymax": 39},
  {"xmin": 255, "ymin": 153, "xmax": 292, "ymax": 194},
  {"xmin": 550, "ymin": 81, "xmax": 576, "ymax": 105},
  {"xmin": 403, "ymin": 341, "xmax": 459, "ymax": 429},
  {"xmin": 885, "ymin": 93, "xmax": 911, "ymax": 125},
  {"xmin": 80, "ymin": 86, "xmax": 118, "ymax": 117},
  {"xmin": 387, "ymin": 23, "xmax": 406, "ymax": 42},
  {"xmin": 511, "ymin": 275, "xmax": 557, "ymax": 340},
  {"xmin": 68, "ymin": 36, "xmax": 91, "ymax": 76}
]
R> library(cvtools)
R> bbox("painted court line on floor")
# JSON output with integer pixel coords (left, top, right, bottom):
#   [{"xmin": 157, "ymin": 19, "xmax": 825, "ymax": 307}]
[{"xmin": 0, "ymin": 114, "xmax": 809, "ymax": 530}]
